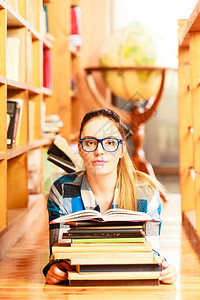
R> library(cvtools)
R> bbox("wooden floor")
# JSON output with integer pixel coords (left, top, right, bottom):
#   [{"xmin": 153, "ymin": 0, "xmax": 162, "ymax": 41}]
[{"xmin": 0, "ymin": 184, "xmax": 200, "ymax": 299}]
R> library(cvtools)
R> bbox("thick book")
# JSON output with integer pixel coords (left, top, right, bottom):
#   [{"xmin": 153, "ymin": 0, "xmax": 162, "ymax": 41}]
[
  {"xmin": 52, "ymin": 241, "xmax": 152, "ymax": 253},
  {"xmin": 69, "ymin": 279, "xmax": 160, "ymax": 287},
  {"xmin": 47, "ymin": 153, "xmax": 76, "ymax": 173},
  {"xmin": 50, "ymin": 208, "xmax": 153, "ymax": 224},
  {"xmin": 67, "ymin": 270, "xmax": 161, "ymax": 280},
  {"xmin": 62, "ymin": 230, "xmax": 145, "ymax": 239},
  {"xmin": 70, "ymin": 237, "xmax": 145, "ymax": 244},
  {"xmin": 52, "ymin": 251, "xmax": 154, "ymax": 260},
  {"xmin": 57, "ymin": 256, "xmax": 159, "ymax": 265},
  {"xmin": 47, "ymin": 135, "xmax": 83, "ymax": 172},
  {"xmin": 76, "ymin": 263, "xmax": 162, "ymax": 273},
  {"xmin": 65, "ymin": 221, "xmax": 145, "ymax": 228}
]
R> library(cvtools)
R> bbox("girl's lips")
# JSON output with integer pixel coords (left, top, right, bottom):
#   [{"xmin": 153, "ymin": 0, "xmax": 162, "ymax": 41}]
[{"xmin": 92, "ymin": 160, "xmax": 107, "ymax": 164}]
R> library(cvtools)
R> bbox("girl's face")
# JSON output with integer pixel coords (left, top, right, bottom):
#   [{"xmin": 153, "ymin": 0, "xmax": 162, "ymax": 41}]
[{"xmin": 78, "ymin": 117, "xmax": 125, "ymax": 176}]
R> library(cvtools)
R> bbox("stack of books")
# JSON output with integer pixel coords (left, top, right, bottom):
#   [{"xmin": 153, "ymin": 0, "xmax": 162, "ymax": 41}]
[{"xmin": 51, "ymin": 209, "xmax": 162, "ymax": 286}]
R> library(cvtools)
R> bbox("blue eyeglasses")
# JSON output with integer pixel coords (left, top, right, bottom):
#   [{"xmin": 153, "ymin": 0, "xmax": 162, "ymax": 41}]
[{"xmin": 79, "ymin": 137, "xmax": 123, "ymax": 152}]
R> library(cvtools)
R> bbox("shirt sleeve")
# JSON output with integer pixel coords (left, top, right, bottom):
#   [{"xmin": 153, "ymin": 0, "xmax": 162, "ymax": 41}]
[
  {"xmin": 43, "ymin": 181, "xmax": 67, "ymax": 277},
  {"xmin": 146, "ymin": 189, "xmax": 162, "ymax": 254}
]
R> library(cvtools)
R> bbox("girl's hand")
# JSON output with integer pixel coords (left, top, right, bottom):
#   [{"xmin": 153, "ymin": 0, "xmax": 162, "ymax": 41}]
[
  {"xmin": 46, "ymin": 261, "xmax": 73, "ymax": 285},
  {"xmin": 160, "ymin": 260, "xmax": 177, "ymax": 284}
]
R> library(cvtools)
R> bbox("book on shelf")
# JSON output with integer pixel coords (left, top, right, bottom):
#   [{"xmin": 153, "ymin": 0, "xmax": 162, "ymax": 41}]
[
  {"xmin": 41, "ymin": 5, "xmax": 49, "ymax": 35},
  {"xmin": 7, "ymin": 28, "xmax": 26, "ymax": 83},
  {"xmin": 7, "ymin": 101, "xmax": 17, "ymax": 147},
  {"xmin": 43, "ymin": 48, "xmax": 52, "ymax": 89},
  {"xmin": 11, "ymin": 99, "xmax": 23, "ymax": 146},
  {"xmin": 6, "ymin": 37, "xmax": 20, "ymax": 81},
  {"xmin": 27, "ymin": 31, "xmax": 33, "ymax": 85},
  {"xmin": 28, "ymin": 100, "xmax": 35, "ymax": 143},
  {"xmin": 7, "ymin": 114, "xmax": 11, "ymax": 131},
  {"xmin": 50, "ymin": 208, "xmax": 153, "ymax": 224},
  {"xmin": 70, "ymin": 6, "xmax": 82, "ymax": 51},
  {"xmin": 52, "ymin": 241, "xmax": 152, "ymax": 253},
  {"xmin": 7, "ymin": 0, "xmax": 18, "ymax": 12}
]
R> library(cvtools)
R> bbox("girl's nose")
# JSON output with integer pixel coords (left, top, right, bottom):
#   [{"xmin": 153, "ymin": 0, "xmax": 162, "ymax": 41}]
[{"xmin": 94, "ymin": 141, "xmax": 104, "ymax": 155}]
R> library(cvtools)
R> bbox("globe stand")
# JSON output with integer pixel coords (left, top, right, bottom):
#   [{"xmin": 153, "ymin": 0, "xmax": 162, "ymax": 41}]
[{"xmin": 85, "ymin": 66, "xmax": 167, "ymax": 200}]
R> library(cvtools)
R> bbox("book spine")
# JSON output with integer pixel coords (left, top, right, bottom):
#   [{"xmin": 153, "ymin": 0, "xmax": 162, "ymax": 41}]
[
  {"xmin": 67, "ymin": 228, "xmax": 144, "ymax": 234},
  {"xmin": 71, "ymin": 237, "xmax": 145, "ymax": 244},
  {"xmin": 7, "ymin": 101, "xmax": 17, "ymax": 147},
  {"xmin": 77, "ymin": 264, "xmax": 162, "ymax": 273},
  {"xmin": 63, "ymin": 231, "xmax": 145, "ymax": 239}
]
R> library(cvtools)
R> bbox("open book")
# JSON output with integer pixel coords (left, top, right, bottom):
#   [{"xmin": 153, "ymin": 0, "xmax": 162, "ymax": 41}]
[{"xmin": 50, "ymin": 208, "xmax": 153, "ymax": 224}]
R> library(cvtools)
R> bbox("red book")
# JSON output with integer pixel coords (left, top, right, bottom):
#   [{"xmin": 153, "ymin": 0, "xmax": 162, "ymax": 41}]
[
  {"xmin": 70, "ymin": 6, "xmax": 81, "ymax": 50},
  {"xmin": 43, "ymin": 48, "xmax": 52, "ymax": 89}
]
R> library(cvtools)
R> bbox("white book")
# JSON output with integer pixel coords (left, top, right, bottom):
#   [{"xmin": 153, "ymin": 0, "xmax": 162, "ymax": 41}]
[{"xmin": 50, "ymin": 208, "xmax": 153, "ymax": 224}]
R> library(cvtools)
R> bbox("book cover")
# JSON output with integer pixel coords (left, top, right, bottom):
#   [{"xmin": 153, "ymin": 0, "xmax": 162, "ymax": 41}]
[
  {"xmin": 69, "ymin": 279, "xmax": 159, "ymax": 287},
  {"xmin": 67, "ymin": 270, "xmax": 161, "ymax": 280},
  {"xmin": 71, "ymin": 237, "xmax": 145, "ymax": 244},
  {"xmin": 7, "ymin": 101, "xmax": 17, "ymax": 147},
  {"xmin": 52, "ymin": 241, "xmax": 152, "ymax": 253},
  {"xmin": 62, "ymin": 228, "xmax": 145, "ymax": 239},
  {"xmin": 76, "ymin": 263, "xmax": 162, "ymax": 273},
  {"xmin": 43, "ymin": 48, "xmax": 52, "ymax": 89},
  {"xmin": 52, "ymin": 251, "xmax": 154, "ymax": 260},
  {"xmin": 8, "ymin": 99, "xmax": 23, "ymax": 146},
  {"xmin": 50, "ymin": 208, "xmax": 153, "ymax": 224},
  {"xmin": 6, "ymin": 37, "xmax": 20, "ymax": 81},
  {"xmin": 7, "ymin": 28, "xmax": 26, "ymax": 83},
  {"xmin": 54, "ymin": 255, "xmax": 155, "ymax": 265}
]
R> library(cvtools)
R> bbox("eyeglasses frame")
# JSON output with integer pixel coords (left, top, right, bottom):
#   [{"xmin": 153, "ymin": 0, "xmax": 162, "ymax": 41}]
[{"xmin": 78, "ymin": 137, "xmax": 123, "ymax": 152}]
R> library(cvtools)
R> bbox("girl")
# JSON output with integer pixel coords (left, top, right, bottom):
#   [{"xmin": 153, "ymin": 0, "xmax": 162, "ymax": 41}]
[{"xmin": 44, "ymin": 108, "xmax": 177, "ymax": 285}]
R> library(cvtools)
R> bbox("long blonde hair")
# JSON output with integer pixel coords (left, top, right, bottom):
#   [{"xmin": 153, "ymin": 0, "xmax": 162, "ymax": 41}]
[{"xmin": 79, "ymin": 108, "xmax": 165, "ymax": 210}]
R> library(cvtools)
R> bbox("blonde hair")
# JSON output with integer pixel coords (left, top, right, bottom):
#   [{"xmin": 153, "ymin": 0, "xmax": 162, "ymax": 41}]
[{"xmin": 79, "ymin": 108, "xmax": 165, "ymax": 210}]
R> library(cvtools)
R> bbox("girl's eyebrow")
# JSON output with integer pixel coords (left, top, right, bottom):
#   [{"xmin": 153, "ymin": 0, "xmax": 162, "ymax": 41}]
[{"xmin": 82, "ymin": 136, "xmax": 120, "ymax": 139}]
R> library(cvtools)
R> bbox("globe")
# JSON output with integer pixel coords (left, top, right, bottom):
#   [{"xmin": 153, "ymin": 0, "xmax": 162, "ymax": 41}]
[{"xmin": 99, "ymin": 21, "xmax": 168, "ymax": 102}]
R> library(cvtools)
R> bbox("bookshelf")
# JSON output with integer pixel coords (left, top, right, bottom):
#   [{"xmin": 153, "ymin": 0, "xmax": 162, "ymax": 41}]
[
  {"xmin": 46, "ymin": 0, "xmax": 81, "ymax": 143},
  {"xmin": 178, "ymin": 1, "xmax": 200, "ymax": 255},
  {"xmin": 0, "ymin": 0, "xmax": 54, "ymax": 259}
]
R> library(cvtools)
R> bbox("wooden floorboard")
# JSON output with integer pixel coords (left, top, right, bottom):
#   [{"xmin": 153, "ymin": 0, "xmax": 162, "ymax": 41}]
[{"xmin": 0, "ymin": 193, "xmax": 200, "ymax": 299}]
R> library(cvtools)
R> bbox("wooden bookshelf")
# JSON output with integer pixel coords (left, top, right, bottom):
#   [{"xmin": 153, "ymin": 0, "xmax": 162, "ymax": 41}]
[
  {"xmin": 46, "ymin": 0, "xmax": 81, "ymax": 143},
  {"xmin": 0, "ymin": 0, "xmax": 54, "ymax": 259},
  {"xmin": 178, "ymin": 0, "xmax": 200, "ymax": 256}
]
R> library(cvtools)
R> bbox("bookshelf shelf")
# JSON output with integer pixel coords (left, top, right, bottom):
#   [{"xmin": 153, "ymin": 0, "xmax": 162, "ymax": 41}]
[
  {"xmin": 0, "ymin": 76, "xmax": 6, "ymax": 84},
  {"xmin": 7, "ymin": 7, "xmax": 26, "ymax": 27},
  {"xmin": 0, "ymin": 0, "xmax": 55, "ymax": 259},
  {"xmin": 7, "ymin": 146, "xmax": 27, "ymax": 160},
  {"xmin": 7, "ymin": 79, "xmax": 27, "ymax": 90},
  {"xmin": 42, "ymin": 87, "xmax": 53, "ymax": 96},
  {"xmin": 0, "ymin": 153, "xmax": 5, "ymax": 160},
  {"xmin": 27, "ymin": 85, "xmax": 41, "ymax": 95},
  {"xmin": 178, "ymin": 0, "xmax": 200, "ymax": 256},
  {"xmin": 28, "ymin": 138, "xmax": 51, "ymax": 151}
]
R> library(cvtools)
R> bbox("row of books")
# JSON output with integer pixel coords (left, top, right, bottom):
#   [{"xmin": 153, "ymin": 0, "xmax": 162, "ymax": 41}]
[
  {"xmin": 6, "ymin": 29, "xmax": 52, "ymax": 88},
  {"xmin": 51, "ymin": 210, "xmax": 162, "ymax": 286}
]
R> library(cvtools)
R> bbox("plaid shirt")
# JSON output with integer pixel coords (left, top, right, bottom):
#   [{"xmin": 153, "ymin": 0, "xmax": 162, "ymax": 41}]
[{"xmin": 43, "ymin": 171, "xmax": 162, "ymax": 277}]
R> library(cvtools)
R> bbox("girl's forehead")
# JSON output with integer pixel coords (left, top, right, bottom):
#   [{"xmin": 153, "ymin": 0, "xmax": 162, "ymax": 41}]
[{"xmin": 81, "ymin": 117, "xmax": 121, "ymax": 138}]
